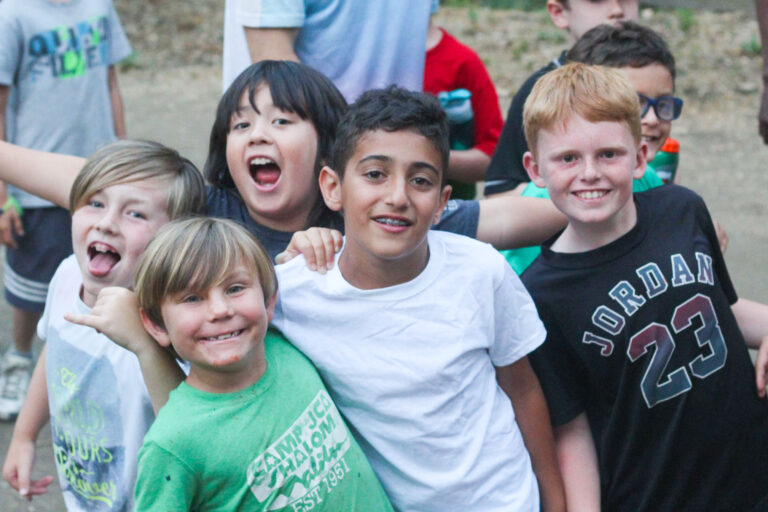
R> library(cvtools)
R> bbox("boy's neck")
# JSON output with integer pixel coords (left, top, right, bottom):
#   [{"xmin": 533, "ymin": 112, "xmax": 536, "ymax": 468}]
[
  {"xmin": 186, "ymin": 356, "xmax": 268, "ymax": 394},
  {"xmin": 551, "ymin": 199, "xmax": 639, "ymax": 253},
  {"xmin": 337, "ymin": 239, "xmax": 430, "ymax": 290}
]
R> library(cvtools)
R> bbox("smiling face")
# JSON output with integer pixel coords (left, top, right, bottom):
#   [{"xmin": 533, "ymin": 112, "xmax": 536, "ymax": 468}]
[
  {"xmin": 71, "ymin": 180, "xmax": 171, "ymax": 307},
  {"xmin": 321, "ymin": 129, "xmax": 450, "ymax": 287},
  {"xmin": 226, "ymin": 85, "xmax": 319, "ymax": 232},
  {"xmin": 145, "ymin": 265, "xmax": 275, "ymax": 392},
  {"xmin": 548, "ymin": 0, "xmax": 639, "ymax": 41},
  {"xmin": 621, "ymin": 63, "xmax": 674, "ymax": 161},
  {"xmin": 525, "ymin": 114, "xmax": 646, "ymax": 249}
]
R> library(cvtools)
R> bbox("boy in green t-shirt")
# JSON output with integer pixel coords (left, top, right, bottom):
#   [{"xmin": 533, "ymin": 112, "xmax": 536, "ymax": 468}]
[{"xmin": 127, "ymin": 217, "xmax": 392, "ymax": 511}]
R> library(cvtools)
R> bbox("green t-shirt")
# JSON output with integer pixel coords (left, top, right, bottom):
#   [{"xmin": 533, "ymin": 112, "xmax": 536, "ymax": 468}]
[
  {"xmin": 134, "ymin": 330, "xmax": 393, "ymax": 512},
  {"xmin": 501, "ymin": 166, "xmax": 664, "ymax": 275}
]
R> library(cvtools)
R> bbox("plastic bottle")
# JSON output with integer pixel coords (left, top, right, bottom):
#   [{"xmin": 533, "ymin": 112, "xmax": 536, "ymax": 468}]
[
  {"xmin": 437, "ymin": 89, "xmax": 474, "ymax": 150},
  {"xmin": 650, "ymin": 137, "xmax": 680, "ymax": 184},
  {"xmin": 437, "ymin": 89, "xmax": 476, "ymax": 199}
]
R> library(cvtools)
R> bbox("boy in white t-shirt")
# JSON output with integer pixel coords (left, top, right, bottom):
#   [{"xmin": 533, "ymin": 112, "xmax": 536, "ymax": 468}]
[{"xmin": 272, "ymin": 86, "xmax": 564, "ymax": 512}]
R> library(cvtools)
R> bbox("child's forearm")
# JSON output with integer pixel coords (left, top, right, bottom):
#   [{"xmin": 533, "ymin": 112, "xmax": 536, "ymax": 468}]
[
  {"xmin": 496, "ymin": 359, "xmax": 566, "ymax": 512},
  {"xmin": 446, "ymin": 148, "xmax": 489, "ymax": 183},
  {"xmin": 554, "ymin": 413, "xmax": 601, "ymax": 512},
  {"xmin": 0, "ymin": 141, "xmax": 84, "ymax": 208},
  {"xmin": 477, "ymin": 195, "xmax": 567, "ymax": 250},
  {"xmin": 12, "ymin": 347, "xmax": 50, "ymax": 443},
  {"xmin": 732, "ymin": 298, "xmax": 768, "ymax": 349},
  {"xmin": 134, "ymin": 340, "xmax": 184, "ymax": 413}
]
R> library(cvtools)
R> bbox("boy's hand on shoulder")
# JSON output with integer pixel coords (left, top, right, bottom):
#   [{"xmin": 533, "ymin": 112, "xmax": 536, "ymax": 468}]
[
  {"xmin": 713, "ymin": 220, "xmax": 729, "ymax": 254},
  {"xmin": 275, "ymin": 227, "xmax": 342, "ymax": 273},
  {"xmin": 2, "ymin": 436, "xmax": 54, "ymax": 500},
  {"xmin": 65, "ymin": 287, "xmax": 151, "ymax": 355},
  {"xmin": 755, "ymin": 335, "xmax": 768, "ymax": 398}
]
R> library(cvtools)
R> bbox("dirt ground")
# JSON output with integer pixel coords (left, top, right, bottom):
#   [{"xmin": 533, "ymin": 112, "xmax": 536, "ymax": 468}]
[{"xmin": 1, "ymin": 4, "xmax": 767, "ymax": 510}]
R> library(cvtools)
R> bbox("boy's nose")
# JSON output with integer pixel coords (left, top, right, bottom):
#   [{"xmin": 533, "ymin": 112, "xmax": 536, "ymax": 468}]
[
  {"xmin": 608, "ymin": 0, "xmax": 626, "ymax": 19},
  {"xmin": 248, "ymin": 121, "xmax": 273, "ymax": 145},
  {"xmin": 581, "ymin": 159, "xmax": 601, "ymax": 181},
  {"xmin": 207, "ymin": 292, "xmax": 234, "ymax": 319},
  {"xmin": 94, "ymin": 209, "xmax": 119, "ymax": 234},
  {"xmin": 385, "ymin": 176, "xmax": 409, "ymax": 208}
]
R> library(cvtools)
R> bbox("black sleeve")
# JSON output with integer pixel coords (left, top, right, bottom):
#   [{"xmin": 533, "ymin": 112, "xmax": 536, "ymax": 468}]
[
  {"xmin": 694, "ymin": 193, "xmax": 739, "ymax": 304},
  {"xmin": 483, "ymin": 68, "xmax": 550, "ymax": 196}
]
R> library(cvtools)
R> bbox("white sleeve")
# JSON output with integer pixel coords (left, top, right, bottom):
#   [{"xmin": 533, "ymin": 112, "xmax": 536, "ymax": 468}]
[
  {"xmin": 36, "ymin": 260, "xmax": 66, "ymax": 342},
  {"xmin": 235, "ymin": 0, "xmax": 306, "ymax": 28},
  {"xmin": 489, "ymin": 259, "xmax": 547, "ymax": 367}
]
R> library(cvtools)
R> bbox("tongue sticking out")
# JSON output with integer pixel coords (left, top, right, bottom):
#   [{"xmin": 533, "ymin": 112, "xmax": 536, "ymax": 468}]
[{"xmin": 88, "ymin": 251, "xmax": 120, "ymax": 277}]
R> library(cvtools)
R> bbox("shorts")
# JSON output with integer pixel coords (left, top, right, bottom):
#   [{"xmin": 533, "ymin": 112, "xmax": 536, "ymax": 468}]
[{"xmin": 4, "ymin": 207, "xmax": 72, "ymax": 312}]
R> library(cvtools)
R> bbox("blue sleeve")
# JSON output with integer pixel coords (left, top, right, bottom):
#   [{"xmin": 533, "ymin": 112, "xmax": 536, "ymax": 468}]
[
  {"xmin": 432, "ymin": 199, "xmax": 479, "ymax": 238},
  {"xmin": 237, "ymin": 0, "xmax": 306, "ymax": 28},
  {"xmin": 106, "ymin": 1, "xmax": 132, "ymax": 65}
]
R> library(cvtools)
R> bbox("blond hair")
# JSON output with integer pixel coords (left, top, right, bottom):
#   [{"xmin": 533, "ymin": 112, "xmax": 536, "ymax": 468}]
[
  {"xmin": 69, "ymin": 139, "xmax": 206, "ymax": 218},
  {"xmin": 135, "ymin": 217, "xmax": 277, "ymax": 329},
  {"xmin": 523, "ymin": 63, "xmax": 641, "ymax": 156}
]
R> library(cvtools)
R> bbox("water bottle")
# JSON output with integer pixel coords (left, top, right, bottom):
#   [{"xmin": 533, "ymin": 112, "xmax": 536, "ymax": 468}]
[
  {"xmin": 437, "ymin": 89, "xmax": 474, "ymax": 150},
  {"xmin": 650, "ymin": 137, "xmax": 679, "ymax": 184},
  {"xmin": 438, "ymin": 89, "xmax": 476, "ymax": 199}
]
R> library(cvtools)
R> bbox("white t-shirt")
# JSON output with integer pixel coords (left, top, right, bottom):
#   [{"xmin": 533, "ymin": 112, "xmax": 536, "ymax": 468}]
[
  {"xmin": 222, "ymin": 0, "xmax": 430, "ymax": 101},
  {"xmin": 38, "ymin": 255, "xmax": 154, "ymax": 512},
  {"xmin": 273, "ymin": 230, "xmax": 546, "ymax": 512}
]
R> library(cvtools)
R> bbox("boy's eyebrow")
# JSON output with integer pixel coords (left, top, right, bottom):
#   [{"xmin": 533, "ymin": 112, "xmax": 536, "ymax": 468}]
[{"xmin": 357, "ymin": 155, "xmax": 440, "ymax": 175}]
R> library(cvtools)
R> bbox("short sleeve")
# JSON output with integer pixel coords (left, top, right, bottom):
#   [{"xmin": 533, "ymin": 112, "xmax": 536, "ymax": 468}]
[
  {"xmin": 695, "ymin": 194, "xmax": 738, "ymax": 304},
  {"xmin": 432, "ymin": 199, "xmax": 479, "ymax": 238},
  {"xmin": 134, "ymin": 442, "xmax": 197, "ymax": 511},
  {"xmin": 236, "ymin": 0, "xmax": 306, "ymax": 28},
  {"xmin": 489, "ymin": 261, "xmax": 546, "ymax": 366},
  {"xmin": 105, "ymin": 1, "xmax": 133, "ymax": 65},
  {"xmin": 0, "ymin": 6, "xmax": 22, "ymax": 86}
]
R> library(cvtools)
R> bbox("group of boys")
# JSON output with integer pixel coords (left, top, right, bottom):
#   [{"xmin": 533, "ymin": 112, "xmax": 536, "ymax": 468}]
[{"xmin": 1, "ymin": 1, "xmax": 768, "ymax": 511}]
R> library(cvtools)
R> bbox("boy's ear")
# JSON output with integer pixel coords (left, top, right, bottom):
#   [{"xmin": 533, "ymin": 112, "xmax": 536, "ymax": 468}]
[
  {"xmin": 318, "ymin": 166, "xmax": 343, "ymax": 212},
  {"xmin": 431, "ymin": 184, "xmax": 453, "ymax": 225},
  {"xmin": 139, "ymin": 308, "xmax": 172, "ymax": 349},
  {"xmin": 546, "ymin": 0, "xmax": 570, "ymax": 30},
  {"xmin": 633, "ymin": 140, "xmax": 649, "ymax": 180},
  {"xmin": 265, "ymin": 292, "xmax": 277, "ymax": 323},
  {"xmin": 523, "ymin": 151, "xmax": 547, "ymax": 188}
]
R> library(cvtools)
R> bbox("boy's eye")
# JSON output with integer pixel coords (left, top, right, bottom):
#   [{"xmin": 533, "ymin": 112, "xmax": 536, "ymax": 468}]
[
  {"xmin": 561, "ymin": 154, "xmax": 577, "ymax": 164},
  {"xmin": 127, "ymin": 210, "xmax": 146, "ymax": 220},
  {"xmin": 411, "ymin": 176, "xmax": 433, "ymax": 187},
  {"xmin": 273, "ymin": 117, "xmax": 291, "ymax": 126},
  {"xmin": 227, "ymin": 284, "xmax": 245, "ymax": 294},
  {"xmin": 181, "ymin": 294, "xmax": 201, "ymax": 304},
  {"xmin": 232, "ymin": 121, "xmax": 250, "ymax": 131},
  {"xmin": 88, "ymin": 200, "xmax": 104, "ymax": 208},
  {"xmin": 363, "ymin": 169, "xmax": 384, "ymax": 180},
  {"xmin": 601, "ymin": 150, "xmax": 617, "ymax": 159}
]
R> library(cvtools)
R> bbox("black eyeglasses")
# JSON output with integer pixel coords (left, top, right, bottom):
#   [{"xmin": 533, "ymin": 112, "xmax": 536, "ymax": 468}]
[{"xmin": 638, "ymin": 93, "xmax": 683, "ymax": 121}]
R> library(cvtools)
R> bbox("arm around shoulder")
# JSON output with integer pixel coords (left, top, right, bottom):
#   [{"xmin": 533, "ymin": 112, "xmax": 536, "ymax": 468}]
[
  {"xmin": 476, "ymin": 195, "xmax": 566, "ymax": 249},
  {"xmin": 731, "ymin": 298, "xmax": 768, "ymax": 349}
]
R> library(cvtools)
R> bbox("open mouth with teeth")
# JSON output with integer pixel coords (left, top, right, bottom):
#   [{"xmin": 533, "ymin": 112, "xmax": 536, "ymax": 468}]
[
  {"xmin": 249, "ymin": 157, "xmax": 281, "ymax": 189},
  {"xmin": 574, "ymin": 190, "xmax": 608, "ymax": 200},
  {"xmin": 87, "ymin": 242, "xmax": 121, "ymax": 277},
  {"xmin": 200, "ymin": 329, "xmax": 244, "ymax": 343}
]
